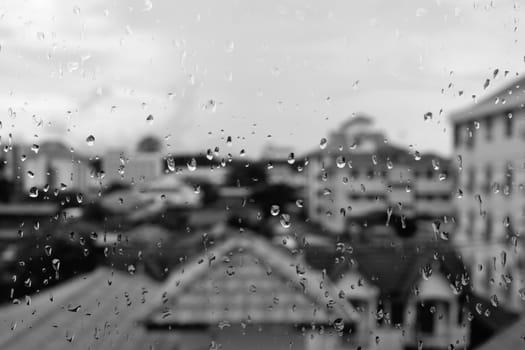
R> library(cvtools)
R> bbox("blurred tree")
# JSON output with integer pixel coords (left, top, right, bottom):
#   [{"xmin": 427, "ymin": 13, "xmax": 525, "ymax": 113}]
[
  {"xmin": 225, "ymin": 161, "xmax": 267, "ymax": 187},
  {"xmin": 137, "ymin": 135, "xmax": 162, "ymax": 153}
]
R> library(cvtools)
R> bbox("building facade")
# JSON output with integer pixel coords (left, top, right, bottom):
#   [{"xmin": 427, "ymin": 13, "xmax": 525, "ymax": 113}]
[
  {"xmin": 306, "ymin": 115, "xmax": 454, "ymax": 234},
  {"xmin": 449, "ymin": 76, "xmax": 525, "ymax": 311}
]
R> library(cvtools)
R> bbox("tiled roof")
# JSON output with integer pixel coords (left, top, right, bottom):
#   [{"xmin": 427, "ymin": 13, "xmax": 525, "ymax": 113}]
[
  {"xmin": 0, "ymin": 268, "xmax": 171, "ymax": 350},
  {"xmin": 144, "ymin": 233, "xmax": 358, "ymax": 328},
  {"xmin": 305, "ymin": 240, "xmax": 469, "ymax": 301}
]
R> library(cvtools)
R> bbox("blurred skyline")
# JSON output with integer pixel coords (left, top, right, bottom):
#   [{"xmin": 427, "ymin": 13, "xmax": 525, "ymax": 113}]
[{"xmin": 1, "ymin": 0, "xmax": 525, "ymax": 157}]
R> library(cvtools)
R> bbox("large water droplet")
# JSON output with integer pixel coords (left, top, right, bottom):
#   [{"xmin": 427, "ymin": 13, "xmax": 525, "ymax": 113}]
[
  {"xmin": 29, "ymin": 187, "xmax": 38, "ymax": 198},
  {"xmin": 86, "ymin": 135, "xmax": 95, "ymax": 146},
  {"xmin": 336, "ymin": 156, "xmax": 346, "ymax": 168},
  {"xmin": 187, "ymin": 158, "xmax": 197, "ymax": 171}
]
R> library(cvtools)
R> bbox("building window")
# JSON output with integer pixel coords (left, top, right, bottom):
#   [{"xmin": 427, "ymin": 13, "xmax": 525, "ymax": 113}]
[
  {"xmin": 484, "ymin": 258, "xmax": 493, "ymax": 292},
  {"xmin": 484, "ymin": 165, "xmax": 492, "ymax": 194},
  {"xmin": 466, "ymin": 123, "xmax": 475, "ymax": 149},
  {"xmin": 416, "ymin": 300, "xmax": 450, "ymax": 335},
  {"xmin": 454, "ymin": 123, "xmax": 462, "ymax": 147},
  {"xmin": 466, "ymin": 167, "xmax": 475, "ymax": 193},
  {"xmin": 486, "ymin": 116, "xmax": 493, "ymax": 141},
  {"xmin": 505, "ymin": 113, "xmax": 513, "ymax": 137},
  {"xmin": 484, "ymin": 213, "xmax": 492, "ymax": 242},
  {"xmin": 466, "ymin": 210, "xmax": 475, "ymax": 239}
]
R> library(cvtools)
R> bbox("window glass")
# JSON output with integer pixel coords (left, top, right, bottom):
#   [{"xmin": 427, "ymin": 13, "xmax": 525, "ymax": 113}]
[{"xmin": 1, "ymin": 2, "xmax": 523, "ymax": 350}]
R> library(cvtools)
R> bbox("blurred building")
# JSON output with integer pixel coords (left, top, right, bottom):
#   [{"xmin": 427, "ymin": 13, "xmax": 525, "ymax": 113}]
[
  {"xmin": 261, "ymin": 144, "xmax": 307, "ymax": 190},
  {"xmin": 449, "ymin": 76, "xmax": 525, "ymax": 311},
  {"xmin": 103, "ymin": 149, "xmax": 163, "ymax": 186},
  {"xmin": 20, "ymin": 141, "xmax": 97, "ymax": 195},
  {"xmin": 306, "ymin": 240, "xmax": 471, "ymax": 350},
  {"xmin": 305, "ymin": 115, "xmax": 454, "ymax": 234}
]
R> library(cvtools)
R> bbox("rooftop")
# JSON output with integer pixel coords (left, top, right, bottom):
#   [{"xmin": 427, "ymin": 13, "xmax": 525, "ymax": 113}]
[
  {"xmin": 449, "ymin": 74, "xmax": 525, "ymax": 122},
  {"xmin": 144, "ymin": 233, "xmax": 358, "ymax": 328},
  {"xmin": 0, "ymin": 268, "xmax": 170, "ymax": 350}
]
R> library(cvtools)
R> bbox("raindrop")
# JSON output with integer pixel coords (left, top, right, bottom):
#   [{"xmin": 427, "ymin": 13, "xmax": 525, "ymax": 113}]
[
  {"xmin": 270, "ymin": 205, "xmax": 280, "ymax": 216},
  {"xmin": 423, "ymin": 112, "xmax": 432, "ymax": 122},
  {"xmin": 333, "ymin": 318, "xmax": 344, "ymax": 332},
  {"xmin": 319, "ymin": 138, "xmax": 327, "ymax": 149},
  {"xmin": 146, "ymin": 114, "xmax": 154, "ymax": 124},
  {"xmin": 166, "ymin": 157, "xmax": 175, "ymax": 172},
  {"xmin": 422, "ymin": 265, "xmax": 432, "ymax": 280},
  {"xmin": 187, "ymin": 158, "xmax": 197, "ymax": 171},
  {"xmin": 490, "ymin": 294, "xmax": 499, "ymax": 308},
  {"xmin": 287, "ymin": 153, "xmax": 295, "ymax": 165},
  {"xmin": 86, "ymin": 135, "xmax": 95, "ymax": 146},
  {"xmin": 29, "ymin": 187, "xmax": 38, "ymax": 198},
  {"xmin": 280, "ymin": 214, "xmax": 291, "ymax": 228},
  {"xmin": 336, "ymin": 156, "xmax": 346, "ymax": 168}
]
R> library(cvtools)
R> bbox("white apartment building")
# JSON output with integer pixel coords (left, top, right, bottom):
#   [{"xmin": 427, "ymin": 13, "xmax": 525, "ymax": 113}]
[
  {"xmin": 306, "ymin": 115, "xmax": 453, "ymax": 234},
  {"xmin": 450, "ymin": 76, "xmax": 525, "ymax": 311}
]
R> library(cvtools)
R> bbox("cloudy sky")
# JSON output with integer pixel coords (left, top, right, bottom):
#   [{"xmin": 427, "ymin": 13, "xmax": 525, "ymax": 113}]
[{"xmin": 1, "ymin": 0, "xmax": 524, "ymax": 158}]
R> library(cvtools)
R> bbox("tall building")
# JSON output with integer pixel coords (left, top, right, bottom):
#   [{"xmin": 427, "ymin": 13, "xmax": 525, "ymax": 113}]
[
  {"xmin": 306, "ymin": 115, "xmax": 454, "ymax": 234},
  {"xmin": 449, "ymin": 76, "xmax": 525, "ymax": 311}
]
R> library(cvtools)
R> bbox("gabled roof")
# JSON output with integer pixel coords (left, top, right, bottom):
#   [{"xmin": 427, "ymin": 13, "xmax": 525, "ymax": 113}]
[{"xmin": 143, "ymin": 233, "xmax": 358, "ymax": 328}]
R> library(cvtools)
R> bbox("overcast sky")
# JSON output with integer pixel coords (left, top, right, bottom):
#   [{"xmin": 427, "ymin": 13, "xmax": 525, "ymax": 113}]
[{"xmin": 1, "ymin": 0, "xmax": 524, "ymax": 158}]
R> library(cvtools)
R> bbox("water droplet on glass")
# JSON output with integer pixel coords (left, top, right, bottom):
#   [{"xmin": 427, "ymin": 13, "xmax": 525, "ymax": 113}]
[
  {"xmin": 270, "ymin": 205, "xmax": 280, "ymax": 216},
  {"xmin": 166, "ymin": 157, "xmax": 175, "ymax": 172},
  {"xmin": 320, "ymin": 138, "xmax": 327, "ymax": 149},
  {"xmin": 280, "ymin": 214, "xmax": 291, "ymax": 228},
  {"xmin": 187, "ymin": 158, "xmax": 197, "ymax": 171},
  {"xmin": 86, "ymin": 135, "xmax": 95, "ymax": 146},
  {"xmin": 146, "ymin": 114, "xmax": 154, "ymax": 124},
  {"xmin": 29, "ymin": 187, "xmax": 38, "ymax": 198},
  {"xmin": 333, "ymin": 318, "xmax": 344, "ymax": 332},
  {"xmin": 336, "ymin": 156, "xmax": 346, "ymax": 168}
]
